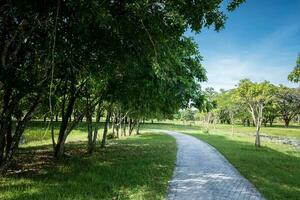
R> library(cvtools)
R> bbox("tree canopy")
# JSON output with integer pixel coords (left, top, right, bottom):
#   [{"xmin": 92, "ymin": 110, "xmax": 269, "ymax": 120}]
[
  {"xmin": 288, "ymin": 54, "xmax": 300, "ymax": 83},
  {"xmin": 0, "ymin": 0, "xmax": 245, "ymax": 173}
]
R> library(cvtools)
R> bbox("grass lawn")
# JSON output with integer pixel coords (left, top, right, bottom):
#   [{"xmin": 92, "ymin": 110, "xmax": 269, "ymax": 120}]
[
  {"xmin": 2, "ymin": 121, "xmax": 300, "ymax": 200},
  {"xmin": 147, "ymin": 120, "xmax": 300, "ymax": 139},
  {"xmin": 142, "ymin": 122, "xmax": 300, "ymax": 200},
  {"xmin": 0, "ymin": 122, "xmax": 176, "ymax": 200}
]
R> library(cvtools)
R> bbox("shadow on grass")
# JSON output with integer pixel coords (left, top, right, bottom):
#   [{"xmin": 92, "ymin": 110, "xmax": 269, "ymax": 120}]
[
  {"xmin": 185, "ymin": 132, "xmax": 300, "ymax": 200},
  {"xmin": 0, "ymin": 133, "xmax": 176, "ymax": 200}
]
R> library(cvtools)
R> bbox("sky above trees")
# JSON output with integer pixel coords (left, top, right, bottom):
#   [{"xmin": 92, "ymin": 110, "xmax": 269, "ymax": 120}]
[{"xmin": 186, "ymin": 0, "xmax": 300, "ymax": 91}]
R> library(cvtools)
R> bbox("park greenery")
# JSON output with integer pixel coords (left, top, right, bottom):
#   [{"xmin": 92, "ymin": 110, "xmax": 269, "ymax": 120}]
[
  {"xmin": 177, "ymin": 76, "xmax": 300, "ymax": 147},
  {"xmin": 1, "ymin": 0, "xmax": 300, "ymax": 200},
  {"xmin": 0, "ymin": 0, "xmax": 245, "ymax": 173}
]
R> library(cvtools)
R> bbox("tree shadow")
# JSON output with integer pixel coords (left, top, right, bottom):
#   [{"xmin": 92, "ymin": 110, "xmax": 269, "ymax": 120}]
[{"xmin": 0, "ymin": 133, "xmax": 176, "ymax": 200}]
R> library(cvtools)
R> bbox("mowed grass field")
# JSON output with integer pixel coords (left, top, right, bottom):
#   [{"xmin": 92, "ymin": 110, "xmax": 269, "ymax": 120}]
[
  {"xmin": 142, "ymin": 122, "xmax": 300, "ymax": 200},
  {"xmin": 0, "ymin": 121, "xmax": 176, "ymax": 200}
]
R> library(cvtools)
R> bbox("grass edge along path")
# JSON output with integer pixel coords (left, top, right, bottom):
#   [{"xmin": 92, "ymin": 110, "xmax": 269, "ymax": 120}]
[
  {"xmin": 140, "ymin": 123, "xmax": 300, "ymax": 200},
  {"xmin": 184, "ymin": 131, "xmax": 300, "ymax": 200}
]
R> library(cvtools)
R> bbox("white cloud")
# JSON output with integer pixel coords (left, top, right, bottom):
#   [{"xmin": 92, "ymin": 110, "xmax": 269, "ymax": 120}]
[{"xmin": 200, "ymin": 24, "xmax": 300, "ymax": 91}]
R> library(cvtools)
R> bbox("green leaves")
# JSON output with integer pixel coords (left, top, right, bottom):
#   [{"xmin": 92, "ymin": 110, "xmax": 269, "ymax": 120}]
[
  {"xmin": 288, "ymin": 54, "xmax": 300, "ymax": 83},
  {"xmin": 236, "ymin": 79, "xmax": 276, "ymax": 106}
]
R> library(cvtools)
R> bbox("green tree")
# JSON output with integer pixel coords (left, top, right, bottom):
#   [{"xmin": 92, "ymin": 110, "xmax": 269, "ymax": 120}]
[
  {"xmin": 275, "ymin": 85, "xmax": 300, "ymax": 127},
  {"xmin": 0, "ymin": 0, "xmax": 245, "ymax": 172},
  {"xmin": 0, "ymin": 1, "xmax": 56, "ymax": 173},
  {"xmin": 236, "ymin": 79, "xmax": 275, "ymax": 147},
  {"xmin": 288, "ymin": 54, "xmax": 300, "ymax": 83}
]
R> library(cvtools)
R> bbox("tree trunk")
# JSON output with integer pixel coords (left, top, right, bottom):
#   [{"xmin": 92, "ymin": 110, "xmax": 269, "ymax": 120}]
[
  {"xmin": 284, "ymin": 118, "xmax": 290, "ymax": 127},
  {"xmin": 129, "ymin": 119, "xmax": 135, "ymax": 136},
  {"xmin": 255, "ymin": 123, "xmax": 261, "ymax": 147},
  {"xmin": 136, "ymin": 120, "xmax": 140, "ymax": 135},
  {"xmin": 0, "ymin": 93, "xmax": 39, "ymax": 174},
  {"xmin": 123, "ymin": 118, "xmax": 126, "ymax": 136},
  {"xmin": 117, "ymin": 119, "xmax": 122, "ymax": 138},
  {"xmin": 101, "ymin": 108, "xmax": 112, "ymax": 148},
  {"xmin": 92, "ymin": 104, "xmax": 101, "ymax": 144},
  {"xmin": 128, "ymin": 118, "xmax": 132, "ymax": 135},
  {"xmin": 247, "ymin": 119, "xmax": 250, "ymax": 126},
  {"xmin": 55, "ymin": 114, "xmax": 58, "ymax": 122},
  {"xmin": 269, "ymin": 118, "xmax": 274, "ymax": 127},
  {"xmin": 263, "ymin": 120, "xmax": 267, "ymax": 127},
  {"xmin": 87, "ymin": 110, "xmax": 93, "ymax": 155},
  {"xmin": 54, "ymin": 90, "xmax": 77, "ymax": 158},
  {"xmin": 111, "ymin": 114, "xmax": 116, "ymax": 137}
]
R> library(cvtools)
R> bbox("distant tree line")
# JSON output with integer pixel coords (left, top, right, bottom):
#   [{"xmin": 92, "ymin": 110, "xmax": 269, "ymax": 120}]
[{"xmin": 178, "ymin": 54, "xmax": 300, "ymax": 146}]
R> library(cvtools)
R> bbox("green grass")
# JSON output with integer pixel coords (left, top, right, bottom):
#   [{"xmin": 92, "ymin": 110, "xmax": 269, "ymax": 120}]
[
  {"xmin": 142, "ymin": 122, "xmax": 300, "ymax": 200},
  {"xmin": 2, "ymin": 121, "xmax": 300, "ymax": 200},
  {"xmin": 145, "ymin": 120, "xmax": 300, "ymax": 139},
  {"xmin": 212, "ymin": 123, "xmax": 300, "ymax": 139},
  {"xmin": 0, "ymin": 122, "xmax": 176, "ymax": 200}
]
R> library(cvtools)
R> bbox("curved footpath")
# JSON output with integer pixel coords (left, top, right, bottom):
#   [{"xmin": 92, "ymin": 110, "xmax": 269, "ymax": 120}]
[{"xmin": 166, "ymin": 131, "xmax": 265, "ymax": 200}]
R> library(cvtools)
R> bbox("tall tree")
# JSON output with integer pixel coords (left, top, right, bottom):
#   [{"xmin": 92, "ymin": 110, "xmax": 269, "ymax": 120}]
[
  {"xmin": 236, "ymin": 80, "xmax": 275, "ymax": 147},
  {"xmin": 0, "ymin": 0, "xmax": 245, "ymax": 171},
  {"xmin": 0, "ymin": 1, "xmax": 57, "ymax": 173}
]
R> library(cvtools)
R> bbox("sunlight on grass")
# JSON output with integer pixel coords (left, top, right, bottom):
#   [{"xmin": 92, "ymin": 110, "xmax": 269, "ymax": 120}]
[
  {"xmin": 0, "ymin": 122, "xmax": 176, "ymax": 200},
  {"xmin": 141, "ymin": 122, "xmax": 300, "ymax": 200}
]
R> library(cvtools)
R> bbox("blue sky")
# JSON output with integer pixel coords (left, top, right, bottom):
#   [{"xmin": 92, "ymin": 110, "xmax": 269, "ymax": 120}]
[{"xmin": 186, "ymin": 0, "xmax": 300, "ymax": 91}]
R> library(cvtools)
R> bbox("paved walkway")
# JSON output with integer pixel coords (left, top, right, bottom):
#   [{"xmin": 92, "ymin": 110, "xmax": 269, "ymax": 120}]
[{"xmin": 166, "ymin": 131, "xmax": 265, "ymax": 200}]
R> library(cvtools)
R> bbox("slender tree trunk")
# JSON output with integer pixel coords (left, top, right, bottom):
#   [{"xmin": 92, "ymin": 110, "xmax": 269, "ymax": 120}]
[
  {"xmin": 92, "ymin": 104, "xmax": 101, "ymax": 145},
  {"xmin": 54, "ymin": 90, "xmax": 77, "ymax": 158},
  {"xmin": 247, "ymin": 119, "xmax": 250, "ymax": 126},
  {"xmin": 117, "ymin": 119, "xmax": 122, "ymax": 138},
  {"xmin": 136, "ymin": 120, "xmax": 140, "ymax": 135},
  {"xmin": 87, "ymin": 110, "xmax": 93, "ymax": 155},
  {"xmin": 0, "ymin": 96, "xmax": 40, "ymax": 174},
  {"xmin": 50, "ymin": 113, "xmax": 55, "ymax": 151},
  {"xmin": 255, "ymin": 122, "xmax": 261, "ymax": 147},
  {"xmin": 101, "ymin": 108, "xmax": 112, "ymax": 148},
  {"xmin": 123, "ymin": 118, "xmax": 126, "ymax": 136},
  {"xmin": 249, "ymin": 104, "xmax": 263, "ymax": 147},
  {"xmin": 112, "ymin": 121, "xmax": 115, "ymax": 137},
  {"xmin": 129, "ymin": 119, "xmax": 135, "ymax": 136},
  {"xmin": 128, "ymin": 118, "xmax": 131, "ymax": 135},
  {"xmin": 263, "ymin": 119, "xmax": 267, "ymax": 127},
  {"xmin": 269, "ymin": 117, "xmax": 274, "ymax": 127},
  {"xmin": 284, "ymin": 118, "xmax": 290, "ymax": 127}
]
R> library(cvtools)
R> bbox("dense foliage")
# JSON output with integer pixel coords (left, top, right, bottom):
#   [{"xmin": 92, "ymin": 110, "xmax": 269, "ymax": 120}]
[
  {"xmin": 180, "ymin": 79, "xmax": 300, "ymax": 146},
  {"xmin": 0, "ymin": 0, "xmax": 244, "ymax": 173}
]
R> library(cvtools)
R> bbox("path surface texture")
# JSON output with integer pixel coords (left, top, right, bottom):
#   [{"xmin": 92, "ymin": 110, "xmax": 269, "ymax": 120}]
[{"xmin": 166, "ymin": 131, "xmax": 265, "ymax": 200}]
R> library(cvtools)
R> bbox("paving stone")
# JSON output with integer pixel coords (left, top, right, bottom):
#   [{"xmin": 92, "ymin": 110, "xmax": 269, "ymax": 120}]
[{"xmin": 166, "ymin": 132, "xmax": 265, "ymax": 200}]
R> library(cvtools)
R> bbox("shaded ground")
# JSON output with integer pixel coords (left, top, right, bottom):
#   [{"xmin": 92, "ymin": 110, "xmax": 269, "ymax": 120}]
[{"xmin": 0, "ymin": 132, "xmax": 176, "ymax": 200}]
